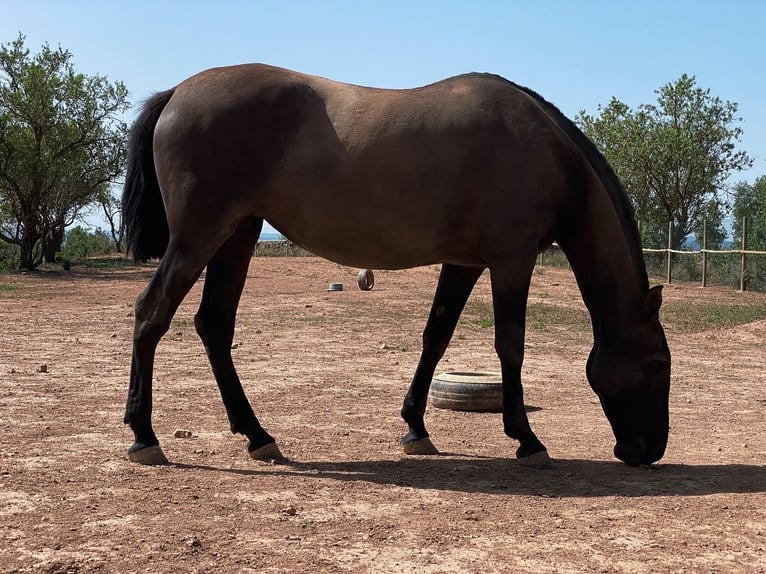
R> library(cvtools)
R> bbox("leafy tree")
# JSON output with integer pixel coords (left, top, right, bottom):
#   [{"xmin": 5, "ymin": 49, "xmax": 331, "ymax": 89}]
[
  {"xmin": 731, "ymin": 176, "xmax": 766, "ymax": 290},
  {"xmin": 692, "ymin": 198, "xmax": 727, "ymax": 250},
  {"xmin": 576, "ymin": 74, "xmax": 752, "ymax": 249},
  {"xmin": 732, "ymin": 176, "xmax": 766, "ymax": 250},
  {"xmin": 637, "ymin": 219, "xmax": 670, "ymax": 250},
  {"xmin": 60, "ymin": 225, "xmax": 113, "ymax": 260},
  {"xmin": 0, "ymin": 34, "xmax": 129, "ymax": 269}
]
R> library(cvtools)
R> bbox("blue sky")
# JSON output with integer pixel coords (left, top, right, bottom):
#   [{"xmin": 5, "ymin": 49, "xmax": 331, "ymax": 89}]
[{"xmin": 2, "ymin": 0, "xmax": 764, "ymax": 231}]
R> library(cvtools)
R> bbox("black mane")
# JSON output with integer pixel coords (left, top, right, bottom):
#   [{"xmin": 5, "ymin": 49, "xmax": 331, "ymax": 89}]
[{"xmin": 502, "ymin": 78, "xmax": 649, "ymax": 290}]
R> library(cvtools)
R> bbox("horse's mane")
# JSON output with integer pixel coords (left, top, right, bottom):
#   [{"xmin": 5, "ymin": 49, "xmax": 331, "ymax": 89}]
[{"xmin": 490, "ymin": 76, "xmax": 650, "ymax": 290}]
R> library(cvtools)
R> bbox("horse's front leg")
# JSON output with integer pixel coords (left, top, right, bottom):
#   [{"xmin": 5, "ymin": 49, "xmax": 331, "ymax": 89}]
[
  {"xmin": 401, "ymin": 264, "xmax": 484, "ymax": 454},
  {"xmin": 490, "ymin": 261, "xmax": 552, "ymax": 468},
  {"xmin": 125, "ymin": 244, "xmax": 206, "ymax": 464}
]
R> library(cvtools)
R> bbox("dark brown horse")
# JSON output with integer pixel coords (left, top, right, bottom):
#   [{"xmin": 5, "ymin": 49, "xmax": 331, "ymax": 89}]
[{"xmin": 122, "ymin": 64, "xmax": 670, "ymax": 468}]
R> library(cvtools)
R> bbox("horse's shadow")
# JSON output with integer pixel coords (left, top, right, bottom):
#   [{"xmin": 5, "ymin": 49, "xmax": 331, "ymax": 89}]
[{"xmin": 175, "ymin": 455, "xmax": 766, "ymax": 498}]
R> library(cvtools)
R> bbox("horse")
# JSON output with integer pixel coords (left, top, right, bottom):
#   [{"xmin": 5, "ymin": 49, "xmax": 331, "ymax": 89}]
[{"xmin": 122, "ymin": 64, "xmax": 671, "ymax": 468}]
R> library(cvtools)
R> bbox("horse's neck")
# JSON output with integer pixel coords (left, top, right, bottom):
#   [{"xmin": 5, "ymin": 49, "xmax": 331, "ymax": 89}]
[{"xmin": 559, "ymin": 183, "xmax": 647, "ymax": 340}]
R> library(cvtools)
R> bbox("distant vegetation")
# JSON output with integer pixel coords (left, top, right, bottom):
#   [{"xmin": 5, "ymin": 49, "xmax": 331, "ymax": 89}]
[
  {"xmin": 58, "ymin": 226, "xmax": 115, "ymax": 264},
  {"xmin": 255, "ymin": 240, "xmax": 313, "ymax": 257}
]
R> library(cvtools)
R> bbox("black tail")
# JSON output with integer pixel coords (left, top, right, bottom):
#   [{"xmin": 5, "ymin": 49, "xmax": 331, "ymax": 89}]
[{"xmin": 122, "ymin": 88, "xmax": 176, "ymax": 261}]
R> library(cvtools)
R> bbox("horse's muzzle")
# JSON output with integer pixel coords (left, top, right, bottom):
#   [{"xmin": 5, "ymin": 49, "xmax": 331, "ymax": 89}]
[{"xmin": 614, "ymin": 440, "xmax": 666, "ymax": 466}]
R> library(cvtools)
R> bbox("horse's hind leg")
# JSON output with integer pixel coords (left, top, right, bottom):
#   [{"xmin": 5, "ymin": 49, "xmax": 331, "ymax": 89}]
[
  {"xmin": 401, "ymin": 264, "xmax": 484, "ymax": 454},
  {"xmin": 490, "ymin": 258, "xmax": 552, "ymax": 468},
  {"xmin": 193, "ymin": 217, "xmax": 283, "ymax": 461},
  {"xmin": 125, "ymin": 241, "xmax": 210, "ymax": 464}
]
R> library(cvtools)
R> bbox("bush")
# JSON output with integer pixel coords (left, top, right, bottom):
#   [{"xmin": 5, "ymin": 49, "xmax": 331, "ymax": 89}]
[
  {"xmin": 59, "ymin": 226, "xmax": 114, "ymax": 261},
  {"xmin": 254, "ymin": 240, "xmax": 313, "ymax": 257},
  {"xmin": 0, "ymin": 242, "xmax": 19, "ymax": 271}
]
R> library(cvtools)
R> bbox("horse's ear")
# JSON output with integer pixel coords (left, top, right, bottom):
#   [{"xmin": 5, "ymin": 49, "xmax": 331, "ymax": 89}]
[{"xmin": 644, "ymin": 285, "xmax": 663, "ymax": 316}]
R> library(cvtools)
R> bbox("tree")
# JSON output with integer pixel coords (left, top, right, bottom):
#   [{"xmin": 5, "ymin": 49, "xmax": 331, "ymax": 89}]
[
  {"xmin": 692, "ymin": 198, "xmax": 727, "ymax": 250},
  {"xmin": 732, "ymin": 176, "xmax": 766, "ymax": 250},
  {"xmin": 0, "ymin": 34, "xmax": 129, "ymax": 269},
  {"xmin": 576, "ymin": 74, "xmax": 752, "ymax": 249},
  {"xmin": 60, "ymin": 225, "xmax": 113, "ymax": 260},
  {"xmin": 98, "ymin": 185, "xmax": 123, "ymax": 253},
  {"xmin": 731, "ymin": 176, "xmax": 766, "ymax": 291}
]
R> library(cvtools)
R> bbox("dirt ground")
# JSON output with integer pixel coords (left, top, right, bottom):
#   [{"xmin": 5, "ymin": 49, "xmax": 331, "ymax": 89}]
[{"xmin": 1, "ymin": 256, "xmax": 764, "ymax": 573}]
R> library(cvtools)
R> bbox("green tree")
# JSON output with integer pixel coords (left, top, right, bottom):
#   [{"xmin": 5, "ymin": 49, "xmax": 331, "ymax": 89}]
[
  {"xmin": 732, "ymin": 176, "xmax": 766, "ymax": 250},
  {"xmin": 576, "ymin": 74, "xmax": 752, "ymax": 249},
  {"xmin": 731, "ymin": 176, "xmax": 766, "ymax": 291},
  {"xmin": 0, "ymin": 34, "xmax": 129, "ymax": 269},
  {"xmin": 60, "ymin": 225, "xmax": 113, "ymax": 259},
  {"xmin": 693, "ymin": 198, "xmax": 727, "ymax": 250}
]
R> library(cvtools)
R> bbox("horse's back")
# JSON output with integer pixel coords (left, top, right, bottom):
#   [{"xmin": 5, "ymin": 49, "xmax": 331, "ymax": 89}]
[{"xmin": 153, "ymin": 64, "xmax": 579, "ymax": 269}]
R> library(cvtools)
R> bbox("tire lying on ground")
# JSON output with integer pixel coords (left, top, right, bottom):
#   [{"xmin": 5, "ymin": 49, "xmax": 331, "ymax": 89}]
[{"xmin": 429, "ymin": 371, "xmax": 503, "ymax": 412}]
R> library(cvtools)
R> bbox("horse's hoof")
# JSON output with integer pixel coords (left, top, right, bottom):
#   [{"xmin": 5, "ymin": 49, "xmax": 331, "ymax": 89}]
[
  {"xmin": 517, "ymin": 449, "xmax": 554, "ymax": 469},
  {"xmin": 248, "ymin": 442, "xmax": 286, "ymax": 462},
  {"xmin": 402, "ymin": 437, "xmax": 440, "ymax": 455},
  {"xmin": 128, "ymin": 444, "xmax": 169, "ymax": 465}
]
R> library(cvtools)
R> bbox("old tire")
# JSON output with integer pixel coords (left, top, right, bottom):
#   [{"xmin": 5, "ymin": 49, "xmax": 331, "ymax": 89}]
[
  {"xmin": 357, "ymin": 269, "xmax": 375, "ymax": 291},
  {"xmin": 429, "ymin": 371, "xmax": 503, "ymax": 412}
]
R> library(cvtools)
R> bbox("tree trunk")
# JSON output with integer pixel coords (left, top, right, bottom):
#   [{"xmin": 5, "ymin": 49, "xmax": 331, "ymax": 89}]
[
  {"xmin": 42, "ymin": 224, "xmax": 66, "ymax": 263},
  {"xmin": 671, "ymin": 224, "xmax": 686, "ymax": 250},
  {"xmin": 102, "ymin": 204, "xmax": 123, "ymax": 253},
  {"xmin": 108, "ymin": 223, "xmax": 122, "ymax": 253},
  {"xmin": 42, "ymin": 240, "xmax": 56, "ymax": 263},
  {"xmin": 19, "ymin": 229, "xmax": 40, "ymax": 270}
]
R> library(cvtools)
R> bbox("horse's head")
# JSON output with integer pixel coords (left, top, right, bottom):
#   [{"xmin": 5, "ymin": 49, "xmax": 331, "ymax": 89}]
[{"xmin": 587, "ymin": 286, "xmax": 671, "ymax": 465}]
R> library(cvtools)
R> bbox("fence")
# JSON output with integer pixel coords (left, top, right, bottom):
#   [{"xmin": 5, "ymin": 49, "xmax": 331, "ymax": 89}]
[
  {"xmin": 538, "ymin": 218, "xmax": 766, "ymax": 292},
  {"xmin": 642, "ymin": 219, "xmax": 766, "ymax": 291}
]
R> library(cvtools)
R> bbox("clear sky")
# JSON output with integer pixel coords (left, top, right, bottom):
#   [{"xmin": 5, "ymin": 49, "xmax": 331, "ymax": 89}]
[{"xmin": 2, "ymin": 0, "xmax": 764, "ymax": 230}]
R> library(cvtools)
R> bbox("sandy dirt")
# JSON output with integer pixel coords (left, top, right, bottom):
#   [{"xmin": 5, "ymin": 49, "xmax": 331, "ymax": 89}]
[{"xmin": 0, "ymin": 257, "xmax": 764, "ymax": 573}]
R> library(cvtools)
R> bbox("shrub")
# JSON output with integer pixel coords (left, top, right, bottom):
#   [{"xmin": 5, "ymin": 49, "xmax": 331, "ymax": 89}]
[{"xmin": 60, "ymin": 226, "xmax": 114, "ymax": 260}]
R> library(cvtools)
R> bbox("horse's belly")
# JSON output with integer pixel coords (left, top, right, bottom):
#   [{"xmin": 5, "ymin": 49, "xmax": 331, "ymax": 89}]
[
  {"xmin": 262, "ymin": 195, "xmax": 484, "ymax": 270},
  {"xmin": 264, "ymin": 217, "xmax": 468, "ymax": 269}
]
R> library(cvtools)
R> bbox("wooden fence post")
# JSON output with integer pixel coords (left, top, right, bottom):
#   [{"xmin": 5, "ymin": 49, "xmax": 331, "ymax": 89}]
[
  {"xmin": 740, "ymin": 217, "xmax": 748, "ymax": 292},
  {"xmin": 666, "ymin": 221, "xmax": 673, "ymax": 284},
  {"xmin": 701, "ymin": 220, "xmax": 708, "ymax": 287}
]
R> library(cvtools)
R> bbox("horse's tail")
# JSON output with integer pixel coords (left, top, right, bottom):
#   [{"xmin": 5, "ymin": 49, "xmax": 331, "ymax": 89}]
[{"xmin": 122, "ymin": 88, "xmax": 176, "ymax": 262}]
